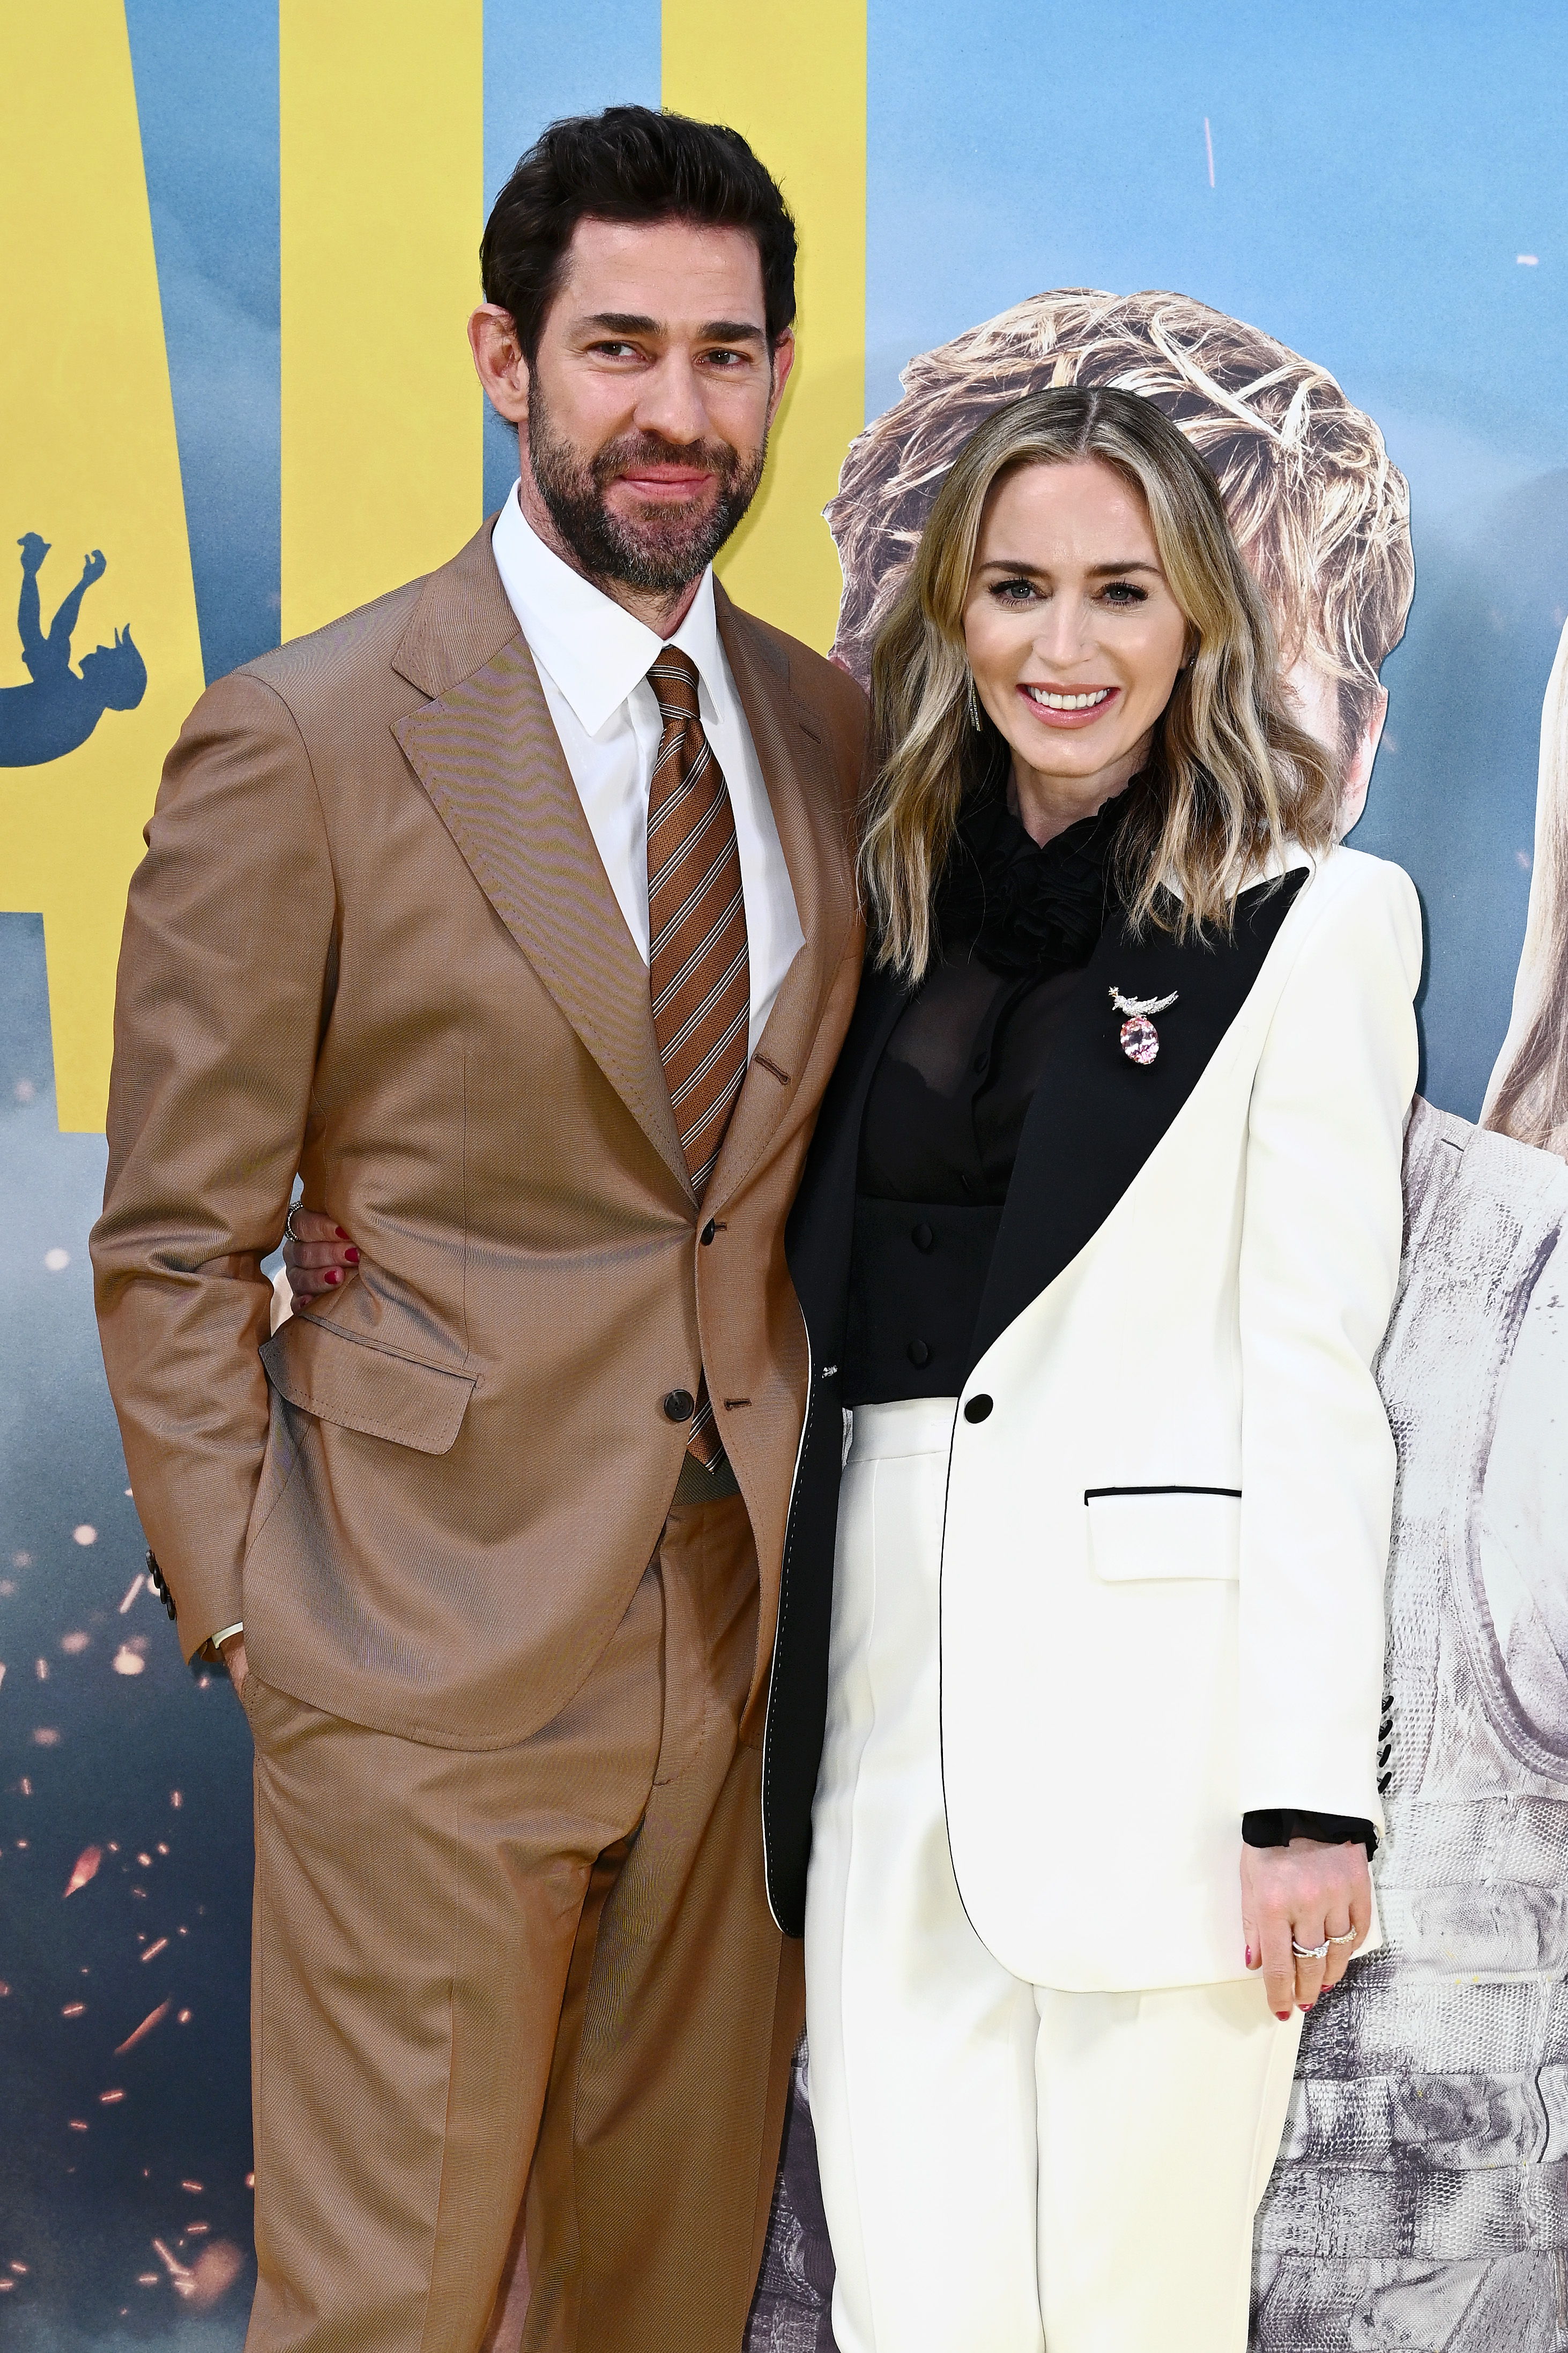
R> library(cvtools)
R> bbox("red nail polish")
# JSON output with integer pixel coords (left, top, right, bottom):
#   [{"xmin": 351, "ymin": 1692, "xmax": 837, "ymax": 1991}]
[
  {"xmin": 336, "ymin": 1227, "xmax": 350, "ymax": 1239},
  {"xmin": 344, "ymin": 1248, "xmax": 360, "ymax": 1264},
  {"xmin": 1301, "ymin": 2000, "xmax": 1314, "ymax": 2011},
  {"xmin": 1245, "ymin": 1946, "xmax": 1253, "ymax": 1968},
  {"xmin": 326, "ymin": 1268, "xmax": 341, "ymax": 1285},
  {"xmin": 1276, "ymin": 2010, "xmax": 1291, "ymax": 2021}
]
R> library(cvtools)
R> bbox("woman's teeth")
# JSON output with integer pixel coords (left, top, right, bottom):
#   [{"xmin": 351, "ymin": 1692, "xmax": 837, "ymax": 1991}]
[{"xmin": 1024, "ymin": 687, "xmax": 1113, "ymax": 710}]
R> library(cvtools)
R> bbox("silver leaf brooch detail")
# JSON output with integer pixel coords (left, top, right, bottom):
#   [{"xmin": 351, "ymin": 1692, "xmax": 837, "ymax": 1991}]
[{"xmin": 1109, "ymin": 985, "xmax": 1179, "ymax": 1065}]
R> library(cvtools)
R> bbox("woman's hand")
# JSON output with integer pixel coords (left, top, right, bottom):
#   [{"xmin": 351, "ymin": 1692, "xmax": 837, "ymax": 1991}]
[
  {"xmin": 281, "ymin": 1206, "xmax": 359, "ymax": 1302},
  {"xmin": 1241, "ymin": 1836, "xmax": 1371, "ymax": 2020}
]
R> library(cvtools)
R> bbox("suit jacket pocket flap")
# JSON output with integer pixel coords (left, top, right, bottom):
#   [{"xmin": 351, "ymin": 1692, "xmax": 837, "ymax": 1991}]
[
  {"xmin": 260, "ymin": 1317, "xmax": 475, "ymax": 1456},
  {"xmin": 1086, "ymin": 1488, "xmax": 1241, "ymax": 1583}
]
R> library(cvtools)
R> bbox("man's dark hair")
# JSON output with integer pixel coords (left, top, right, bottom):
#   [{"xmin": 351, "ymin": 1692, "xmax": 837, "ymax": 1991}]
[{"xmin": 481, "ymin": 105, "xmax": 797, "ymax": 366}]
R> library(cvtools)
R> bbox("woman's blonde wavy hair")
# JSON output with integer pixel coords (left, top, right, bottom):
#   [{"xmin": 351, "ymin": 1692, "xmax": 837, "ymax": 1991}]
[{"xmin": 860, "ymin": 385, "xmax": 1340, "ymax": 980}]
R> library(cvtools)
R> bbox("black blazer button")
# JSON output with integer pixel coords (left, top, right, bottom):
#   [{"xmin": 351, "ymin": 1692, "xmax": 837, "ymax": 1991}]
[
  {"xmin": 911, "ymin": 1221, "xmax": 934, "ymax": 1252},
  {"xmin": 700, "ymin": 1220, "xmax": 717, "ymax": 1245},
  {"xmin": 663, "ymin": 1389, "xmax": 695, "ymax": 1422},
  {"xmin": 963, "ymin": 1394, "xmax": 993, "ymax": 1423},
  {"xmin": 906, "ymin": 1339, "xmax": 932, "ymax": 1369}
]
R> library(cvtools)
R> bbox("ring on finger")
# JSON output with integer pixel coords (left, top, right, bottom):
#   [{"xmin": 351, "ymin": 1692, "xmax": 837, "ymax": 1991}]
[
  {"xmin": 1326, "ymin": 1928, "xmax": 1358, "ymax": 1947},
  {"xmin": 285, "ymin": 1204, "xmax": 305, "ymax": 1244},
  {"xmin": 1291, "ymin": 1937, "xmax": 1331, "ymax": 1961}
]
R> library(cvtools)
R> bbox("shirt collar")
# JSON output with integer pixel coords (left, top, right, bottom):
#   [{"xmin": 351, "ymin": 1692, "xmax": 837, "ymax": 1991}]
[{"xmin": 491, "ymin": 481, "xmax": 723, "ymax": 738}]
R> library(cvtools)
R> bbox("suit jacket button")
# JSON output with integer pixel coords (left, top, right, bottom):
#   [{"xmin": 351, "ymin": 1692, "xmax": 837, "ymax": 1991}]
[
  {"xmin": 700, "ymin": 1220, "xmax": 717, "ymax": 1245},
  {"xmin": 906, "ymin": 1339, "xmax": 932, "ymax": 1369},
  {"xmin": 911, "ymin": 1221, "xmax": 934, "ymax": 1252},
  {"xmin": 663, "ymin": 1389, "xmax": 695, "ymax": 1422},
  {"xmin": 963, "ymin": 1394, "xmax": 993, "ymax": 1423}
]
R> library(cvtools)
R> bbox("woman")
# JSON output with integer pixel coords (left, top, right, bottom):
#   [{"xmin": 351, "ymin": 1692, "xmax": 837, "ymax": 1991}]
[{"xmin": 288, "ymin": 388, "xmax": 1421, "ymax": 2351}]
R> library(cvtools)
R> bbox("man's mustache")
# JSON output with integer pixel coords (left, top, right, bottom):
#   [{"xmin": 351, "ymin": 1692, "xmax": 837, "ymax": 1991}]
[{"xmin": 591, "ymin": 434, "xmax": 739, "ymax": 490}]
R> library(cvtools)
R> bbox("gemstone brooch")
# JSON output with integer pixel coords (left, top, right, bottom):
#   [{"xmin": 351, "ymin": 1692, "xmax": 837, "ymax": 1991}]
[{"xmin": 1109, "ymin": 985, "xmax": 1179, "ymax": 1065}]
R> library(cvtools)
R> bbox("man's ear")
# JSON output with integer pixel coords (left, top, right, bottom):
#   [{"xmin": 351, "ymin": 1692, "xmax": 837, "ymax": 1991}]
[
  {"xmin": 470, "ymin": 306, "xmax": 530, "ymax": 425},
  {"xmin": 766, "ymin": 329, "xmax": 797, "ymax": 427},
  {"xmin": 1340, "ymin": 685, "xmax": 1388, "ymax": 833}
]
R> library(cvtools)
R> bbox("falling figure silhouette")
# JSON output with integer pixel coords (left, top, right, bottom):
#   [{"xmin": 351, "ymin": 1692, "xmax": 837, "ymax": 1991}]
[{"xmin": 0, "ymin": 533, "xmax": 147, "ymax": 766}]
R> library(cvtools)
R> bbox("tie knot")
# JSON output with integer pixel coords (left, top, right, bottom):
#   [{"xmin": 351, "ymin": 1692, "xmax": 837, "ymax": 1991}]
[{"xmin": 648, "ymin": 647, "xmax": 701, "ymax": 729}]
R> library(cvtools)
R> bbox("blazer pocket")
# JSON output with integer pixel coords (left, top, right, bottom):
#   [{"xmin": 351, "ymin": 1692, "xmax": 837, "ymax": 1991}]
[
  {"xmin": 1084, "ymin": 1487, "xmax": 1241, "ymax": 1583},
  {"xmin": 259, "ymin": 1316, "xmax": 476, "ymax": 1457}
]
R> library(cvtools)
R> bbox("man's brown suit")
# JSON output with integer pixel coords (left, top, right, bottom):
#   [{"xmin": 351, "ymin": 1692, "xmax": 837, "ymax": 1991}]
[{"xmin": 91, "ymin": 521, "xmax": 868, "ymax": 2352}]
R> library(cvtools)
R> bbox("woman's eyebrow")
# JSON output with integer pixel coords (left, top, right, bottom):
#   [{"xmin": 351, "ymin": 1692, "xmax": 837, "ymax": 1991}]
[{"xmin": 973, "ymin": 556, "xmax": 1163, "ymax": 578}]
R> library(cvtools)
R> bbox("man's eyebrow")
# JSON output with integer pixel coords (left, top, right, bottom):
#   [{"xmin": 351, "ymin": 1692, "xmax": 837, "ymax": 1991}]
[
  {"xmin": 974, "ymin": 557, "xmax": 1163, "ymax": 578},
  {"xmin": 577, "ymin": 311, "xmax": 766, "ymax": 344}
]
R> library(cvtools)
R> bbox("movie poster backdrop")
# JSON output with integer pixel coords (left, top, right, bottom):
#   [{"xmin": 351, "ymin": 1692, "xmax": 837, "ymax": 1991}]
[{"xmin": 3, "ymin": 8, "xmax": 1566, "ymax": 2349}]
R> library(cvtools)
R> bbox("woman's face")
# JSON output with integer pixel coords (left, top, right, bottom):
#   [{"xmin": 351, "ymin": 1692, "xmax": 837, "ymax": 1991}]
[{"xmin": 962, "ymin": 458, "xmax": 1191, "ymax": 843}]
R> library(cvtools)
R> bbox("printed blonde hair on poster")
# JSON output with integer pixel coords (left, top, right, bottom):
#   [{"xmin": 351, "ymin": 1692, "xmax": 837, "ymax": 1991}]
[{"xmin": 828, "ymin": 288, "xmax": 1415, "ymax": 764}]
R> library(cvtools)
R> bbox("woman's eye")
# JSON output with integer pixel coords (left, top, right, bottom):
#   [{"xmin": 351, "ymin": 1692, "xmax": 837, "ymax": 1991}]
[
  {"xmin": 1099, "ymin": 581, "xmax": 1148, "ymax": 606},
  {"xmin": 991, "ymin": 580, "xmax": 1039, "ymax": 605}
]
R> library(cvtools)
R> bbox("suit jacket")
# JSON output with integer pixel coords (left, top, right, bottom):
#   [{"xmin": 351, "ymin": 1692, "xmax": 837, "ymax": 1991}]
[
  {"xmin": 91, "ymin": 521, "xmax": 868, "ymax": 1749},
  {"xmin": 763, "ymin": 845, "xmax": 1422, "ymax": 1985}
]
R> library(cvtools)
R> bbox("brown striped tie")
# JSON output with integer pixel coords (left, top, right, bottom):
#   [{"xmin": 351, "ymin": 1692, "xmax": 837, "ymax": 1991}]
[{"xmin": 646, "ymin": 647, "xmax": 749, "ymax": 1467}]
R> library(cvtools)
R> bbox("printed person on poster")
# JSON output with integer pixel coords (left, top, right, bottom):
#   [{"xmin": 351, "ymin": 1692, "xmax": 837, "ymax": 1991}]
[{"xmin": 91, "ymin": 108, "xmax": 869, "ymax": 2353}]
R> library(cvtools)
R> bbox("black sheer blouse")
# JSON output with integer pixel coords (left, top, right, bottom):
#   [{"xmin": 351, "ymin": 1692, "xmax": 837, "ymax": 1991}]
[
  {"xmin": 843, "ymin": 784, "xmax": 1115, "ymax": 1406},
  {"xmin": 839, "ymin": 777, "xmax": 1377, "ymax": 1859}
]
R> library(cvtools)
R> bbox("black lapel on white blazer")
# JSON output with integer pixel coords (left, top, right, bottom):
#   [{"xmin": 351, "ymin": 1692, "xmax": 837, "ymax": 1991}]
[
  {"xmin": 784, "ymin": 952, "xmax": 911, "ymax": 1359},
  {"xmin": 970, "ymin": 870, "xmax": 1307, "ymax": 1367}
]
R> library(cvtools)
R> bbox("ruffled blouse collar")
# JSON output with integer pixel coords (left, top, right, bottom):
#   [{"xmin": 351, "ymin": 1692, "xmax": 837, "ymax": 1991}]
[{"xmin": 934, "ymin": 772, "xmax": 1124, "ymax": 979}]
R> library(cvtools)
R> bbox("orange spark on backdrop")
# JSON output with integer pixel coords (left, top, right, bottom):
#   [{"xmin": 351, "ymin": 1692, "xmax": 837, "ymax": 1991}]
[
  {"xmin": 115, "ymin": 2001, "xmax": 170, "ymax": 2054},
  {"xmin": 140, "ymin": 1937, "xmax": 168, "ymax": 1964},
  {"xmin": 62, "ymin": 1845, "xmax": 102, "ymax": 1898}
]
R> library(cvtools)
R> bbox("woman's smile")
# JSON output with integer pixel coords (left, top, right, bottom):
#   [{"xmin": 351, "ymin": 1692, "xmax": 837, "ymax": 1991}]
[{"xmin": 1017, "ymin": 681, "xmax": 1121, "ymax": 726}]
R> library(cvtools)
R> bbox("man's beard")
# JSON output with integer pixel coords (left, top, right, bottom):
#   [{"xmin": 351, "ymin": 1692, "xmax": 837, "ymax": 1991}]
[{"xmin": 528, "ymin": 381, "xmax": 767, "ymax": 592}]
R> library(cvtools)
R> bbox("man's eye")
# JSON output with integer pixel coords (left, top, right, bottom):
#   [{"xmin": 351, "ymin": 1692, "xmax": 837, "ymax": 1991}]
[{"xmin": 702, "ymin": 349, "xmax": 747, "ymax": 368}]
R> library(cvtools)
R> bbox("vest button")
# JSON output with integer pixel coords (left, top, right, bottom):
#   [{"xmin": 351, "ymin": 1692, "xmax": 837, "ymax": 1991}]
[
  {"xmin": 963, "ymin": 1394, "xmax": 993, "ymax": 1423},
  {"xmin": 700, "ymin": 1220, "xmax": 717, "ymax": 1245},
  {"xmin": 906, "ymin": 1339, "xmax": 932, "ymax": 1369},
  {"xmin": 911, "ymin": 1221, "xmax": 934, "ymax": 1252},
  {"xmin": 663, "ymin": 1389, "xmax": 695, "ymax": 1422}
]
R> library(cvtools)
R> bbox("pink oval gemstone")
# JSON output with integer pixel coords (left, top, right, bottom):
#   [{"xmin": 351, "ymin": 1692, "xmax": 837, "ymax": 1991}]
[{"xmin": 1119, "ymin": 1013, "xmax": 1160, "ymax": 1065}]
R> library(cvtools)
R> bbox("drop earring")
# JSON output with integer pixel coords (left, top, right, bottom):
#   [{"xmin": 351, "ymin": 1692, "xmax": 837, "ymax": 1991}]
[{"xmin": 965, "ymin": 670, "xmax": 983, "ymax": 732}]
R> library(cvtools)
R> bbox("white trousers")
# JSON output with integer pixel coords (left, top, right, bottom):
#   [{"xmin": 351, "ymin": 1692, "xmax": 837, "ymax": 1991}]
[{"xmin": 804, "ymin": 1397, "xmax": 1303, "ymax": 2353}]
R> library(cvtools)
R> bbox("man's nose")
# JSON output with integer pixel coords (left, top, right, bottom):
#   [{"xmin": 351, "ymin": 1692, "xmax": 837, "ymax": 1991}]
[{"xmin": 632, "ymin": 353, "xmax": 711, "ymax": 447}]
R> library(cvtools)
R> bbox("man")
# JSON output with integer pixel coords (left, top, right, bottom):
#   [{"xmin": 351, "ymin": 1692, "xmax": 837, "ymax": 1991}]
[{"xmin": 91, "ymin": 106, "xmax": 867, "ymax": 2353}]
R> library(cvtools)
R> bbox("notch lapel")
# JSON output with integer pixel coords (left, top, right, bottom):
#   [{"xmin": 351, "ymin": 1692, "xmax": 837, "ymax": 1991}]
[
  {"xmin": 703, "ymin": 590, "xmax": 859, "ymax": 1208},
  {"xmin": 391, "ymin": 535, "xmax": 689, "ymax": 1197},
  {"xmin": 971, "ymin": 871, "xmax": 1307, "ymax": 1365}
]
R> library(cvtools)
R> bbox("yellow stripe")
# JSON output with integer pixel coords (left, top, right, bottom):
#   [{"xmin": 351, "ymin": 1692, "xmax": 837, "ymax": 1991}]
[
  {"xmin": 0, "ymin": 2, "xmax": 205, "ymax": 1132},
  {"xmin": 279, "ymin": 2, "xmax": 484, "ymax": 640},
  {"xmin": 662, "ymin": 2, "xmax": 867, "ymax": 654}
]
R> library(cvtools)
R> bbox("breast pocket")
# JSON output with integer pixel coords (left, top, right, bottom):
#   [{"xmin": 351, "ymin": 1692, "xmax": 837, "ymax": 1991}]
[{"xmin": 1085, "ymin": 1487, "xmax": 1241, "ymax": 1583}]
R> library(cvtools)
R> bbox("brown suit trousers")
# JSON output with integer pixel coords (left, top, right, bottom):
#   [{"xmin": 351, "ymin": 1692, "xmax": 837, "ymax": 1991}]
[{"xmin": 244, "ymin": 1492, "xmax": 796, "ymax": 2353}]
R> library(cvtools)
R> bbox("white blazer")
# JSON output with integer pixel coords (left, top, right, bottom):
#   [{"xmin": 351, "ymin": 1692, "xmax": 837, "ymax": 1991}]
[
  {"xmin": 939, "ymin": 845, "xmax": 1421, "ymax": 1988},
  {"xmin": 765, "ymin": 842, "xmax": 1422, "ymax": 1982}
]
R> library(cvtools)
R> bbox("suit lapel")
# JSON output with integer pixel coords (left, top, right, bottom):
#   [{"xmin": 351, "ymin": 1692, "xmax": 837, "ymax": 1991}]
[
  {"xmin": 971, "ymin": 870, "xmax": 1307, "ymax": 1365},
  {"xmin": 703, "ymin": 588, "xmax": 858, "ymax": 1209},
  {"xmin": 784, "ymin": 955, "xmax": 910, "ymax": 1354},
  {"xmin": 391, "ymin": 527, "xmax": 689, "ymax": 1197}
]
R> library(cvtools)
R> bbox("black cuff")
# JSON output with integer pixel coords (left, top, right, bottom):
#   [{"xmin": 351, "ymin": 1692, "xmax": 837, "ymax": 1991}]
[{"xmin": 1242, "ymin": 1808, "xmax": 1378, "ymax": 1859}]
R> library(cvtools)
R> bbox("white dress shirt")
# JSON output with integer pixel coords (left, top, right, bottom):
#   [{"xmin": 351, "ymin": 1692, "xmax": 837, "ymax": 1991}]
[{"xmin": 490, "ymin": 485, "xmax": 804, "ymax": 1059}]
